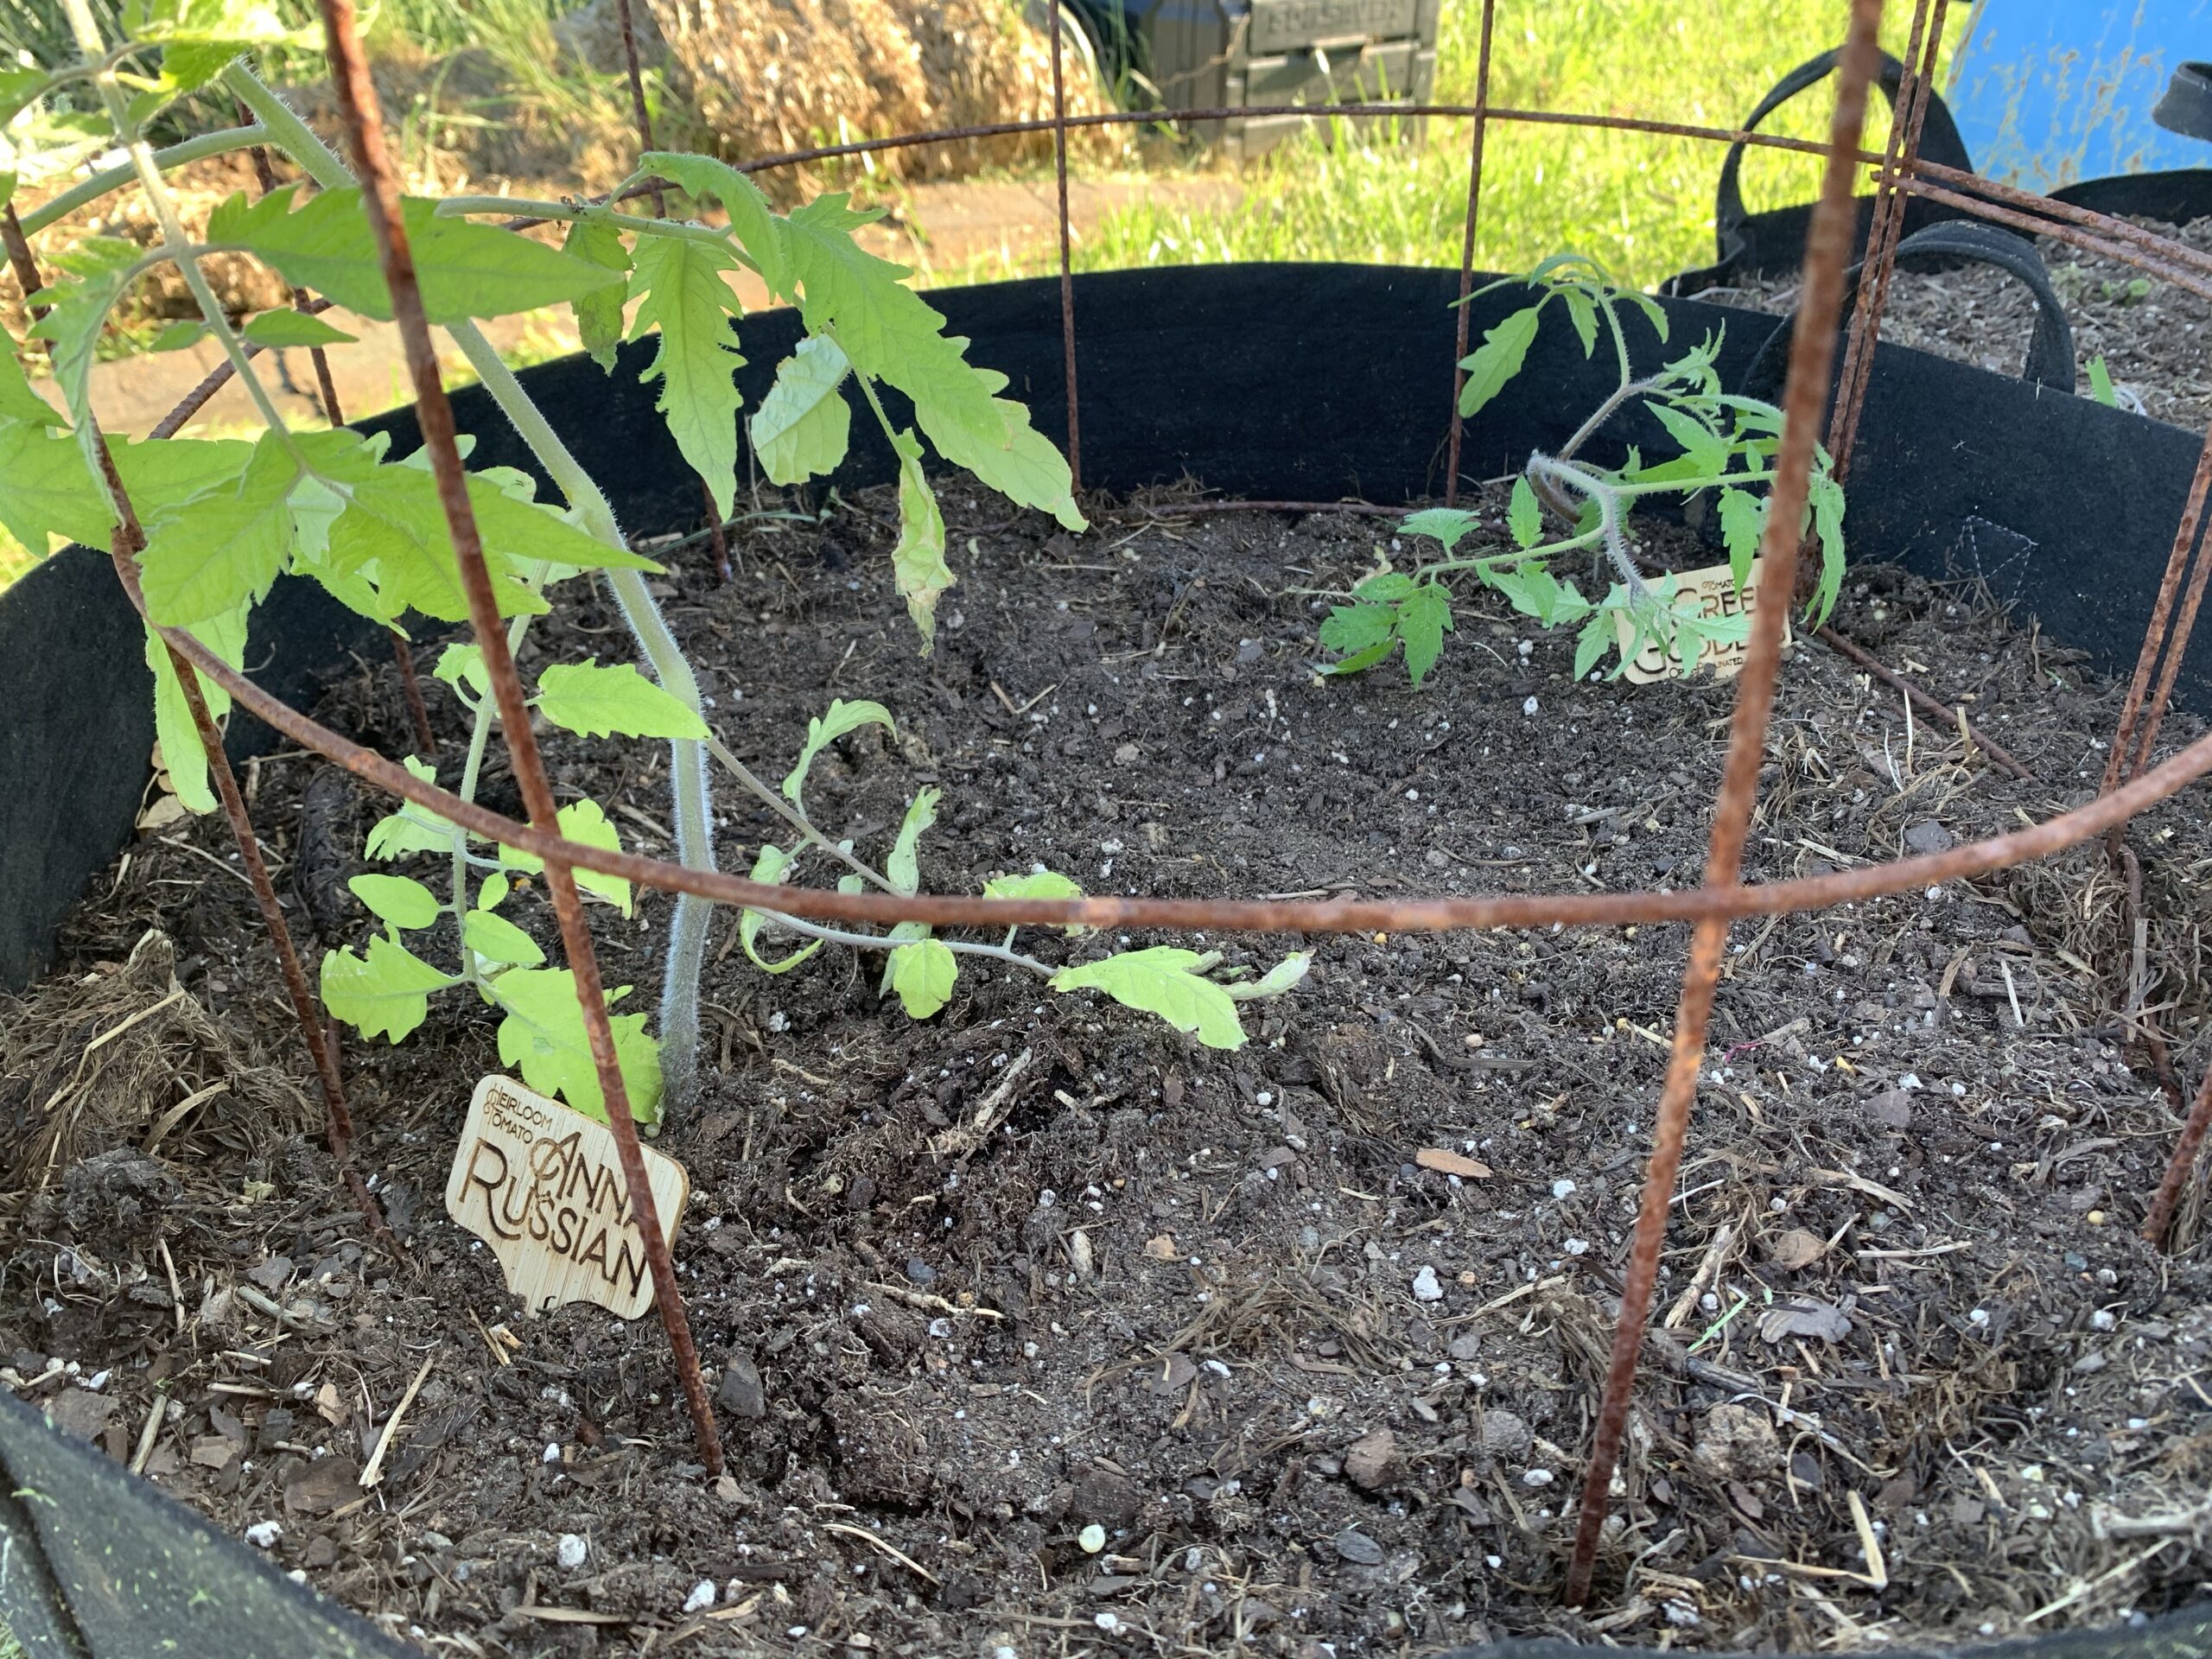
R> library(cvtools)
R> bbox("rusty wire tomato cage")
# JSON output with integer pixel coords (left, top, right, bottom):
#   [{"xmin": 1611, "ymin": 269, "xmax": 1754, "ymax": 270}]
[{"xmin": 17, "ymin": 0, "xmax": 2212, "ymax": 1605}]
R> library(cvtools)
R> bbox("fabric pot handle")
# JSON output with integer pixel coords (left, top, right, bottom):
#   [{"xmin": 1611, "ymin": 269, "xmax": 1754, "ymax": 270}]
[
  {"xmin": 1667, "ymin": 45, "xmax": 1974, "ymax": 296},
  {"xmin": 1743, "ymin": 219, "xmax": 2077, "ymax": 404}
]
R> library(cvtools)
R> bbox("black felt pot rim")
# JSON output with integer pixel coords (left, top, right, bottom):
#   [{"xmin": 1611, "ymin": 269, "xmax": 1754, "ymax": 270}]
[{"xmin": 1, "ymin": 263, "xmax": 2209, "ymax": 1658}]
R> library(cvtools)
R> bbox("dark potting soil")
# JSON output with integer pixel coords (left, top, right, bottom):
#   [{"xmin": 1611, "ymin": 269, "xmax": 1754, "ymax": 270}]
[
  {"xmin": 6, "ymin": 478, "xmax": 2212, "ymax": 1657},
  {"xmin": 1703, "ymin": 213, "xmax": 2212, "ymax": 435}
]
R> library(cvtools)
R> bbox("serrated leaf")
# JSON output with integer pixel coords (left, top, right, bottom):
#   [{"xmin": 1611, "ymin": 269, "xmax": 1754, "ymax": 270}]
[
  {"xmin": 1808, "ymin": 474, "xmax": 1847, "ymax": 626},
  {"xmin": 26, "ymin": 236, "xmax": 142, "ymax": 425},
  {"xmin": 1508, "ymin": 475, "xmax": 1542, "ymax": 550},
  {"xmin": 887, "ymin": 785, "xmax": 940, "ymax": 897},
  {"xmin": 782, "ymin": 697, "xmax": 894, "ymax": 806},
  {"xmin": 1560, "ymin": 287, "xmax": 1600, "ymax": 357},
  {"xmin": 1457, "ymin": 303, "xmax": 1542, "ymax": 419},
  {"xmin": 0, "ymin": 67, "xmax": 48, "ymax": 128},
  {"xmin": 1318, "ymin": 601, "xmax": 1394, "ymax": 656},
  {"xmin": 125, "ymin": 0, "xmax": 321, "ymax": 48},
  {"xmin": 1573, "ymin": 611, "xmax": 1615, "ymax": 681},
  {"xmin": 1396, "ymin": 584, "xmax": 1454, "ymax": 688},
  {"xmin": 143, "ymin": 602, "xmax": 247, "ymax": 815},
  {"xmin": 137, "ymin": 429, "xmax": 299, "ymax": 625},
  {"xmin": 886, "ymin": 937, "xmax": 957, "ymax": 1019},
  {"xmin": 561, "ymin": 214, "xmax": 630, "ymax": 372},
  {"xmin": 1399, "ymin": 506, "xmax": 1479, "ymax": 555},
  {"xmin": 1630, "ymin": 291, "xmax": 1670, "ymax": 343},
  {"xmin": 739, "ymin": 842, "xmax": 822, "ymax": 974},
  {"xmin": 982, "ymin": 869, "xmax": 1085, "ymax": 904},
  {"xmin": 434, "ymin": 641, "xmax": 488, "ymax": 700},
  {"xmin": 321, "ymin": 934, "xmax": 451, "ymax": 1044},
  {"xmin": 627, "ymin": 232, "xmax": 747, "ymax": 517},
  {"xmin": 1323, "ymin": 639, "xmax": 1395, "ymax": 677},
  {"xmin": 0, "ymin": 423, "xmax": 112, "ymax": 551},
  {"xmin": 749, "ymin": 334, "xmax": 851, "ymax": 485},
  {"xmin": 365, "ymin": 755, "xmax": 457, "ymax": 860},
  {"xmin": 150, "ymin": 321, "xmax": 207, "ymax": 353},
  {"xmin": 207, "ymin": 186, "xmax": 625, "ymax": 323},
  {"xmin": 1717, "ymin": 486, "xmax": 1765, "ymax": 593},
  {"xmin": 0, "ymin": 338, "xmax": 59, "ymax": 427},
  {"xmin": 641, "ymin": 150, "xmax": 786, "ymax": 295},
  {"xmin": 241, "ymin": 308, "xmax": 358, "ymax": 348},
  {"xmin": 347, "ymin": 873, "xmax": 439, "ymax": 930},
  {"xmin": 1355, "ymin": 570, "xmax": 1417, "ymax": 602},
  {"xmin": 1224, "ymin": 950, "xmax": 1313, "ymax": 1001},
  {"xmin": 890, "ymin": 429, "xmax": 951, "ymax": 651},
  {"xmin": 535, "ymin": 658, "xmax": 709, "ymax": 740},
  {"xmin": 1643, "ymin": 398, "xmax": 1730, "ymax": 477},
  {"xmin": 490, "ymin": 968, "xmax": 661, "ymax": 1125},
  {"xmin": 781, "ymin": 195, "xmax": 1083, "ymax": 531},
  {"xmin": 464, "ymin": 906, "xmax": 545, "ymax": 968},
  {"xmin": 1051, "ymin": 946, "xmax": 1245, "ymax": 1050},
  {"xmin": 497, "ymin": 798, "xmax": 632, "ymax": 914}
]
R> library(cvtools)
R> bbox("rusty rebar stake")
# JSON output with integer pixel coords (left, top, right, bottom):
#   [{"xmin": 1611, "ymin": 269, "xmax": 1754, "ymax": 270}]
[
  {"xmin": 1440, "ymin": 0, "xmax": 1497, "ymax": 509},
  {"xmin": 1562, "ymin": 0, "xmax": 1886, "ymax": 1607},
  {"xmin": 1047, "ymin": 0, "xmax": 1081, "ymax": 493},
  {"xmin": 315, "ymin": 0, "xmax": 724, "ymax": 1477}
]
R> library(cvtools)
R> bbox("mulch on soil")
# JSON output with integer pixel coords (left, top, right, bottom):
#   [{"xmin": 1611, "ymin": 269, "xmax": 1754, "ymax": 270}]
[{"xmin": 6, "ymin": 475, "xmax": 2212, "ymax": 1656}]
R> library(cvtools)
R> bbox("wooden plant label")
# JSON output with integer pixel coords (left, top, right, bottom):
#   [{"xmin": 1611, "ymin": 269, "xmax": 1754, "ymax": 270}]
[
  {"xmin": 1613, "ymin": 557, "xmax": 1792, "ymax": 683},
  {"xmin": 444, "ymin": 1076, "xmax": 687, "ymax": 1320}
]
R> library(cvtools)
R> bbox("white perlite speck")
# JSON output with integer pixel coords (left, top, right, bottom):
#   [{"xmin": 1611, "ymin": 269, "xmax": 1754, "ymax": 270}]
[
  {"xmin": 1411, "ymin": 1266, "xmax": 1445, "ymax": 1302},
  {"xmin": 683, "ymin": 1581, "xmax": 716, "ymax": 1614},
  {"xmin": 556, "ymin": 1534, "xmax": 588, "ymax": 1569}
]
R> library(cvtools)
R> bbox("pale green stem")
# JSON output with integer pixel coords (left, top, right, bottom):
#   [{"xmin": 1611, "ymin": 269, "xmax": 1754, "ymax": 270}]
[
  {"xmin": 225, "ymin": 62, "xmax": 721, "ymax": 1110},
  {"xmin": 449, "ymin": 605, "xmax": 537, "ymax": 986},
  {"xmin": 22, "ymin": 125, "xmax": 272, "ymax": 236},
  {"xmin": 760, "ymin": 912, "xmax": 1054, "ymax": 977},
  {"xmin": 703, "ymin": 734, "xmax": 892, "ymax": 892}
]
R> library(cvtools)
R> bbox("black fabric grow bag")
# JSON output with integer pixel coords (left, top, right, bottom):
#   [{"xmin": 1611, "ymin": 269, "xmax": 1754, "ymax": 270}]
[{"xmin": 2, "ymin": 261, "xmax": 2210, "ymax": 1656}]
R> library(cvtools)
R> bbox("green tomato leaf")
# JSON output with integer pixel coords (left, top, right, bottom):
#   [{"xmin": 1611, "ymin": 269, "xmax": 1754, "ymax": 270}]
[
  {"xmin": 347, "ymin": 872, "xmax": 440, "ymax": 930},
  {"xmin": 137, "ymin": 429, "xmax": 300, "ymax": 626},
  {"xmin": 561, "ymin": 213, "xmax": 631, "ymax": 372},
  {"xmin": 739, "ymin": 842, "xmax": 822, "ymax": 974},
  {"xmin": 1716, "ymin": 486, "xmax": 1765, "ymax": 594},
  {"xmin": 0, "ymin": 337, "xmax": 60, "ymax": 427},
  {"xmin": 464, "ymin": 906, "xmax": 546, "ymax": 969},
  {"xmin": 1396, "ymin": 583, "xmax": 1454, "ymax": 688},
  {"xmin": 749, "ymin": 334, "xmax": 852, "ymax": 486},
  {"xmin": 1399, "ymin": 506, "xmax": 1479, "ymax": 556},
  {"xmin": 1318, "ymin": 601, "xmax": 1394, "ymax": 656},
  {"xmin": 781, "ymin": 194, "xmax": 1082, "ymax": 531},
  {"xmin": 1354, "ymin": 570, "xmax": 1417, "ymax": 602},
  {"xmin": 0, "ymin": 423, "xmax": 112, "ymax": 552},
  {"xmin": 1223, "ymin": 950, "xmax": 1313, "ymax": 1001},
  {"xmin": 321, "ymin": 934, "xmax": 451, "ymax": 1044},
  {"xmin": 240, "ymin": 308, "xmax": 359, "ymax": 348},
  {"xmin": 477, "ymin": 872, "xmax": 511, "ymax": 910},
  {"xmin": 126, "ymin": 0, "xmax": 322, "ymax": 48},
  {"xmin": 1457, "ymin": 303, "xmax": 1542, "ymax": 420},
  {"xmin": 434, "ymin": 641, "xmax": 489, "ymax": 701},
  {"xmin": 2087, "ymin": 353, "xmax": 2119, "ymax": 408},
  {"xmin": 627, "ymin": 232, "xmax": 747, "ymax": 518},
  {"xmin": 143, "ymin": 602, "xmax": 247, "ymax": 815},
  {"xmin": 886, "ymin": 937, "xmax": 957, "ymax": 1020},
  {"xmin": 149, "ymin": 321, "xmax": 207, "ymax": 353},
  {"xmin": 365, "ymin": 755, "xmax": 458, "ymax": 860},
  {"xmin": 1807, "ymin": 473, "xmax": 1847, "ymax": 626},
  {"xmin": 496, "ymin": 798, "xmax": 632, "ymax": 914},
  {"xmin": 641, "ymin": 150, "xmax": 787, "ymax": 296},
  {"xmin": 1573, "ymin": 610, "xmax": 1616, "ymax": 682},
  {"xmin": 1560, "ymin": 287, "xmax": 1600, "ymax": 358},
  {"xmin": 1630, "ymin": 291, "xmax": 1670, "ymax": 344},
  {"xmin": 1323, "ymin": 639, "xmax": 1395, "ymax": 677},
  {"xmin": 207, "ymin": 186, "xmax": 626, "ymax": 323},
  {"xmin": 782, "ymin": 697, "xmax": 895, "ymax": 806},
  {"xmin": 490, "ymin": 968, "xmax": 661, "ymax": 1126},
  {"xmin": 890, "ymin": 428, "xmax": 952, "ymax": 652},
  {"xmin": 535, "ymin": 658, "xmax": 709, "ymax": 740},
  {"xmin": 886, "ymin": 785, "xmax": 940, "ymax": 897},
  {"xmin": 1051, "ymin": 946, "xmax": 1246, "ymax": 1050},
  {"xmin": 26, "ymin": 236, "xmax": 143, "ymax": 426},
  {"xmin": 1643, "ymin": 398, "xmax": 1730, "ymax": 478},
  {"xmin": 1508, "ymin": 475, "xmax": 1542, "ymax": 550},
  {"xmin": 982, "ymin": 868, "xmax": 1086, "ymax": 934}
]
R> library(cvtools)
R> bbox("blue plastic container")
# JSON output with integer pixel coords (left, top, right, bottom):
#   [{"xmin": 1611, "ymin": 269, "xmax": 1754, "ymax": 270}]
[{"xmin": 1946, "ymin": 0, "xmax": 2212, "ymax": 189}]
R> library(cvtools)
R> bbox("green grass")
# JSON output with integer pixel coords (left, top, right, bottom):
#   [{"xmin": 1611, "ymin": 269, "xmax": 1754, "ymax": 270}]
[{"xmin": 1068, "ymin": 1, "xmax": 1955, "ymax": 292}]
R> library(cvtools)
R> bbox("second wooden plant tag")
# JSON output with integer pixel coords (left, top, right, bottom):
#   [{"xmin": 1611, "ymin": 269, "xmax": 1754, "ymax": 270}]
[{"xmin": 444, "ymin": 1075, "xmax": 687, "ymax": 1320}]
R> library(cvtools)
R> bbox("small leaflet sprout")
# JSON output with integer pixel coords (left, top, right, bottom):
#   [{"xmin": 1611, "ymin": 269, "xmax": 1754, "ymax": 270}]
[
  {"xmin": 730, "ymin": 702, "xmax": 1312, "ymax": 1048},
  {"xmin": 1319, "ymin": 252, "xmax": 1847, "ymax": 690}
]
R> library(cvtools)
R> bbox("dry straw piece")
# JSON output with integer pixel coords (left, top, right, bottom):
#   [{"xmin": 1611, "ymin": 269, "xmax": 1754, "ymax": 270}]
[{"xmin": 646, "ymin": 0, "xmax": 1127, "ymax": 190}]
